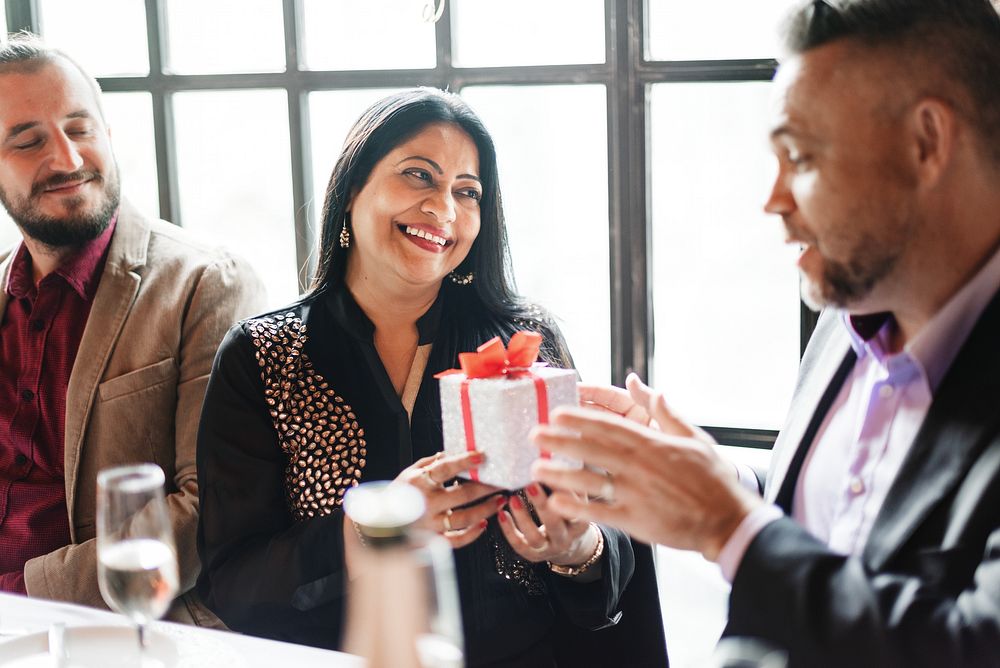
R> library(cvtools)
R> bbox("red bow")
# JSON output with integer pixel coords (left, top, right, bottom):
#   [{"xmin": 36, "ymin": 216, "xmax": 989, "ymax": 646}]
[{"xmin": 435, "ymin": 331, "xmax": 544, "ymax": 380}]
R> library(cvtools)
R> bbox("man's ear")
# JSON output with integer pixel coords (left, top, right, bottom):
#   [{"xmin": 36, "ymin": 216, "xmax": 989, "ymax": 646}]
[{"xmin": 908, "ymin": 97, "xmax": 955, "ymax": 188}]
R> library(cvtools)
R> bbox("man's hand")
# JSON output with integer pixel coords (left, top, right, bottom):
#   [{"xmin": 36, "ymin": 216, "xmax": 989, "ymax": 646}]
[{"xmin": 531, "ymin": 374, "xmax": 762, "ymax": 560}]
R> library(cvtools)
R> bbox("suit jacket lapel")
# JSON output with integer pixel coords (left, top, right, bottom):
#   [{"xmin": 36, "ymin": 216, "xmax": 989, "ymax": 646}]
[
  {"xmin": 766, "ymin": 310, "xmax": 855, "ymax": 504},
  {"xmin": 63, "ymin": 203, "xmax": 149, "ymax": 531},
  {"xmin": 863, "ymin": 287, "xmax": 1000, "ymax": 570}
]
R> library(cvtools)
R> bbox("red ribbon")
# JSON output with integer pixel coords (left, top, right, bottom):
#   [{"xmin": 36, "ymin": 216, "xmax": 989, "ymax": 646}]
[{"xmin": 436, "ymin": 332, "xmax": 551, "ymax": 482}]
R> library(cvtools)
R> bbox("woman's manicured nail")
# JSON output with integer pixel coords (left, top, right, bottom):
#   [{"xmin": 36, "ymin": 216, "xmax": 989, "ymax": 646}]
[
  {"xmin": 497, "ymin": 512, "xmax": 507, "ymax": 524},
  {"xmin": 526, "ymin": 484, "xmax": 541, "ymax": 498},
  {"xmin": 510, "ymin": 495, "xmax": 524, "ymax": 510},
  {"xmin": 469, "ymin": 452, "xmax": 485, "ymax": 465}
]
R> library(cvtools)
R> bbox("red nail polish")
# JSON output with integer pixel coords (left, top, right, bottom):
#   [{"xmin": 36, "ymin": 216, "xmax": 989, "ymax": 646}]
[
  {"xmin": 479, "ymin": 519, "xmax": 488, "ymax": 529},
  {"xmin": 497, "ymin": 512, "xmax": 507, "ymax": 524},
  {"xmin": 495, "ymin": 496, "xmax": 507, "ymax": 510},
  {"xmin": 510, "ymin": 495, "xmax": 524, "ymax": 510},
  {"xmin": 526, "ymin": 484, "xmax": 540, "ymax": 497},
  {"xmin": 470, "ymin": 452, "xmax": 485, "ymax": 465}
]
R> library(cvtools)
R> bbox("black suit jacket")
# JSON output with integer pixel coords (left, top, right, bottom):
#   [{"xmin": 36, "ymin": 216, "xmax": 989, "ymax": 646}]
[{"xmin": 724, "ymin": 294, "xmax": 1000, "ymax": 667}]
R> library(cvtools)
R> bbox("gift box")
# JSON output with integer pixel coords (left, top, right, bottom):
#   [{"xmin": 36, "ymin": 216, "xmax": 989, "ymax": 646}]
[{"xmin": 437, "ymin": 332, "xmax": 580, "ymax": 490}]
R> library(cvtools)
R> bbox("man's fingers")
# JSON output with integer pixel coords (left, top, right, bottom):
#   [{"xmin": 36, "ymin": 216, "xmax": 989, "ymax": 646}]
[
  {"xmin": 532, "ymin": 407, "xmax": 655, "ymax": 471},
  {"xmin": 531, "ymin": 461, "xmax": 609, "ymax": 499},
  {"xmin": 578, "ymin": 383, "xmax": 639, "ymax": 415},
  {"xmin": 625, "ymin": 373, "xmax": 702, "ymax": 439}
]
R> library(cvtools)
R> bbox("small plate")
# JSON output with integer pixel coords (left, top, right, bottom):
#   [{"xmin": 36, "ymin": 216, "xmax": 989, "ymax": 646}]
[{"xmin": 0, "ymin": 626, "xmax": 178, "ymax": 668}]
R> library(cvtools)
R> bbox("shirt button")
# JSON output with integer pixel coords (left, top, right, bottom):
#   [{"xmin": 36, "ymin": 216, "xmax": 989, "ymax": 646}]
[
  {"xmin": 15, "ymin": 454, "xmax": 28, "ymax": 466},
  {"xmin": 31, "ymin": 319, "xmax": 45, "ymax": 331},
  {"xmin": 21, "ymin": 389, "xmax": 35, "ymax": 402},
  {"xmin": 878, "ymin": 384, "xmax": 894, "ymax": 399},
  {"xmin": 849, "ymin": 477, "xmax": 865, "ymax": 495}
]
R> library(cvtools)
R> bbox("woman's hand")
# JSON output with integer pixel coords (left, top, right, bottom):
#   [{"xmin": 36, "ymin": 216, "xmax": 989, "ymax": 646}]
[
  {"xmin": 496, "ymin": 482, "xmax": 600, "ymax": 570},
  {"xmin": 395, "ymin": 451, "xmax": 502, "ymax": 548}
]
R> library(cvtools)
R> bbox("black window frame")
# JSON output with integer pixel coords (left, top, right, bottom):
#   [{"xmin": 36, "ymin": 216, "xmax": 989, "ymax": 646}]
[{"xmin": 5, "ymin": 0, "xmax": 818, "ymax": 448}]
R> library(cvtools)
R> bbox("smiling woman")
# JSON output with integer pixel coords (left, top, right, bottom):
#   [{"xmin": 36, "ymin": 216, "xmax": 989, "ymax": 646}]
[{"xmin": 195, "ymin": 88, "xmax": 666, "ymax": 667}]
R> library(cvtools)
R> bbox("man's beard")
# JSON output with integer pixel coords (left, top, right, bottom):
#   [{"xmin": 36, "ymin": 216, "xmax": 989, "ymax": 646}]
[
  {"xmin": 0, "ymin": 167, "xmax": 121, "ymax": 248},
  {"xmin": 799, "ymin": 239, "xmax": 902, "ymax": 312}
]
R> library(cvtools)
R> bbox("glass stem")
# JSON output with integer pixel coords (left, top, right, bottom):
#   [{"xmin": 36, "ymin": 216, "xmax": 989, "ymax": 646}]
[{"xmin": 138, "ymin": 622, "xmax": 147, "ymax": 650}]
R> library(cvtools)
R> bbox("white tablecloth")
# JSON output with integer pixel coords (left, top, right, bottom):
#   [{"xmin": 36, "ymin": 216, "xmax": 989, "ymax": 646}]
[{"xmin": 0, "ymin": 592, "xmax": 364, "ymax": 667}]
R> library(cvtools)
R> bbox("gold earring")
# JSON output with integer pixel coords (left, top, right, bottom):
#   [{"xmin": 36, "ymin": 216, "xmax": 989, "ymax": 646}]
[
  {"xmin": 339, "ymin": 220, "xmax": 351, "ymax": 249},
  {"xmin": 448, "ymin": 270, "xmax": 474, "ymax": 286}
]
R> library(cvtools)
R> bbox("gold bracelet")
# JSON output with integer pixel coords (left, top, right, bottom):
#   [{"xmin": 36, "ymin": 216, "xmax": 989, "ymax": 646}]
[{"xmin": 548, "ymin": 524, "xmax": 604, "ymax": 577}]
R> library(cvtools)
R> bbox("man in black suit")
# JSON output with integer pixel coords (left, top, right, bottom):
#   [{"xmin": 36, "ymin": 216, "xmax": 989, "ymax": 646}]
[{"xmin": 529, "ymin": 1, "xmax": 1000, "ymax": 665}]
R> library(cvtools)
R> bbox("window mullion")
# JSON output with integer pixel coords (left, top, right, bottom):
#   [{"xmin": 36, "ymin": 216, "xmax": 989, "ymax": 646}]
[
  {"xmin": 282, "ymin": 0, "xmax": 315, "ymax": 293},
  {"xmin": 145, "ymin": 0, "xmax": 180, "ymax": 225}
]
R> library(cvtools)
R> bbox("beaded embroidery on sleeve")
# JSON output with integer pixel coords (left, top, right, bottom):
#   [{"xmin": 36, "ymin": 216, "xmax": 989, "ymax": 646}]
[{"xmin": 247, "ymin": 312, "xmax": 367, "ymax": 520}]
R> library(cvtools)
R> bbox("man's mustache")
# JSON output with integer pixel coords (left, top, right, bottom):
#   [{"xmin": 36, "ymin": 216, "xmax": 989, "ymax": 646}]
[{"xmin": 31, "ymin": 170, "xmax": 103, "ymax": 197}]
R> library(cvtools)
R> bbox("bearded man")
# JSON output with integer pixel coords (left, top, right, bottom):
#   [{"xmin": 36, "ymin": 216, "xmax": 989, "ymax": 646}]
[
  {"xmin": 0, "ymin": 34, "xmax": 264, "ymax": 624},
  {"xmin": 531, "ymin": 1, "xmax": 1000, "ymax": 665}
]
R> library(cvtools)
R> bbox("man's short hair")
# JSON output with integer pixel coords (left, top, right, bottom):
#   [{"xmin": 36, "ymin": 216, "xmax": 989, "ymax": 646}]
[
  {"xmin": 781, "ymin": 0, "xmax": 1000, "ymax": 163},
  {"xmin": 0, "ymin": 31, "xmax": 105, "ymax": 116}
]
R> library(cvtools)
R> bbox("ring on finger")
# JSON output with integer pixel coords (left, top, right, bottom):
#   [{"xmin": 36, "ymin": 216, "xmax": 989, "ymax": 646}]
[
  {"xmin": 443, "ymin": 508, "xmax": 454, "ymax": 532},
  {"xmin": 421, "ymin": 467, "xmax": 439, "ymax": 488}
]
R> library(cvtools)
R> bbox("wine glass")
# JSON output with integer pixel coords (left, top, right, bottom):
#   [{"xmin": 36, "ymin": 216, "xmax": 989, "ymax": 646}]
[{"xmin": 96, "ymin": 464, "xmax": 179, "ymax": 655}]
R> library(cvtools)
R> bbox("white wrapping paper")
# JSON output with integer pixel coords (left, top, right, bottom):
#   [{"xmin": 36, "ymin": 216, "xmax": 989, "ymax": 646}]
[{"xmin": 439, "ymin": 367, "xmax": 579, "ymax": 489}]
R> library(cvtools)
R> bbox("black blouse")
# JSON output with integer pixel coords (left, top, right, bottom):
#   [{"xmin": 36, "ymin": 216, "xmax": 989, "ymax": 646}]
[{"xmin": 195, "ymin": 284, "xmax": 667, "ymax": 667}]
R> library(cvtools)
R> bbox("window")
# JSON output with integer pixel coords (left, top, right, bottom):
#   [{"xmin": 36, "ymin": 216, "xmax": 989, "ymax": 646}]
[{"xmin": 2, "ymin": 0, "xmax": 813, "ymax": 444}]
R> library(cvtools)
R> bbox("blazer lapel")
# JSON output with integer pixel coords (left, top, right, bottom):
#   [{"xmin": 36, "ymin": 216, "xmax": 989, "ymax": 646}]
[
  {"xmin": 863, "ymin": 288, "xmax": 1000, "ymax": 570},
  {"xmin": 63, "ymin": 203, "xmax": 149, "ymax": 531},
  {"xmin": 0, "ymin": 250, "xmax": 13, "ymax": 317},
  {"xmin": 766, "ymin": 310, "xmax": 855, "ymax": 504}
]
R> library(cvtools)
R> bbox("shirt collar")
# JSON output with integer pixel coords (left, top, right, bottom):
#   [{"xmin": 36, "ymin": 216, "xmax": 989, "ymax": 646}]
[
  {"xmin": 841, "ymin": 241, "xmax": 1000, "ymax": 391},
  {"xmin": 5, "ymin": 210, "xmax": 118, "ymax": 302},
  {"xmin": 325, "ymin": 280, "xmax": 444, "ymax": 346}
]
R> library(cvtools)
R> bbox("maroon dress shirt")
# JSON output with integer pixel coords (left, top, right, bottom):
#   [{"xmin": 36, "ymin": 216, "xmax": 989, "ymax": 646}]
[{"xmin": 0, "ymin": 215, "xmax": 117, "ymax": 593}]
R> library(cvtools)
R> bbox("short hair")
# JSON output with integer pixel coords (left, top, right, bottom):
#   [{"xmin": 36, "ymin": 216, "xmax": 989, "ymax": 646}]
[
  {"xmin": 0, "ymin": 31, "xmax": 106, "ymax": 116},
  {"xmin": 780, "ymin": 0, "xmax": 1000, "ymax": 163}
]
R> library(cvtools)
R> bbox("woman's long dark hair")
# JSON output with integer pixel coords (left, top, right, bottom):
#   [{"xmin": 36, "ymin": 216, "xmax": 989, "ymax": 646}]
[{"xmin": 311, "ymin": 88, "xmax": 572, "ymax": 368}]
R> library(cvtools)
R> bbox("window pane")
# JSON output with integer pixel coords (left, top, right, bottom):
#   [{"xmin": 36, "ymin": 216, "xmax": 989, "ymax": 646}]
[
  {"xmin": 452, "ymin": 0, "xmax": 605, "ymax": 67},
  {"xmin": 300, "ymin": 0, "xmax": 435, "ymax": 71},
  {"xmin": 173, "ymin": 90, "xmax": 296, "ymax": 307},
  {"xmin": 647, "ymin": 0, "xmax": 797, "ymax": 61},
  {"xmin": 0, "ymin": 211, "xmax": 18, "ymax": 252},
  {"xmin": 103, "ymin": 93, "xmax": 159, "ymax": 221},
  {"xmin": 38, "ymin": 0, "xmax": 149, "ymax": 76},
  {"xmin": 308, "ymin": 88, "xmax": 406, "ymax": 233},
  {"xmin": 165, "ymin": 0, "xmax": 285, "ymax": 74},
  {"xmin": 461, "ymin": 85, "xmax": 610, "ymax": 383},
  {"xmin": 650, "ymin": 82, "xmax": 799, "ymax": 430}
]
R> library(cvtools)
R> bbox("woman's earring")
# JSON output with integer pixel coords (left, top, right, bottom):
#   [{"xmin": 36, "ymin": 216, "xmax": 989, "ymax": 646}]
[
  {"xmin": 339, "ymin": 219, "xmax": 351, "ymax": 249},
  {"xmin": 448, "ymin": 270, "xmax": 474, "ymax": 286}
]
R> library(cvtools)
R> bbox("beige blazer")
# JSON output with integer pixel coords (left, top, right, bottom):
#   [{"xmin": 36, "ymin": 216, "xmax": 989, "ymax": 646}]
[{"xmin": 0, "ymin": 201, "xmax": 266, "ymax": 625}]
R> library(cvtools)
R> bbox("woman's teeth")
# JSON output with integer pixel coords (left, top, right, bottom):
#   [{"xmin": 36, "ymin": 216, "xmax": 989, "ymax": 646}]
[{"xmin": 405, "ymin": 225, "xmax": 448, "ymax": 246}]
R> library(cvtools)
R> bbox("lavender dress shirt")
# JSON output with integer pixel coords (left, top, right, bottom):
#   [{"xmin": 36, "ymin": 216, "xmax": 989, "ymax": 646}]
[{"xmin": 718, "ymin": 243, "xmax": 1000, "ymax": 580}]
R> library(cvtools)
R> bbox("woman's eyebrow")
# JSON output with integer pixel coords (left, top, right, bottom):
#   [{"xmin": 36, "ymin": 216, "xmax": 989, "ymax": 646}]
[{"xmin": 396, "ymin": 155, "xmax": 480, "ymax": 182}]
